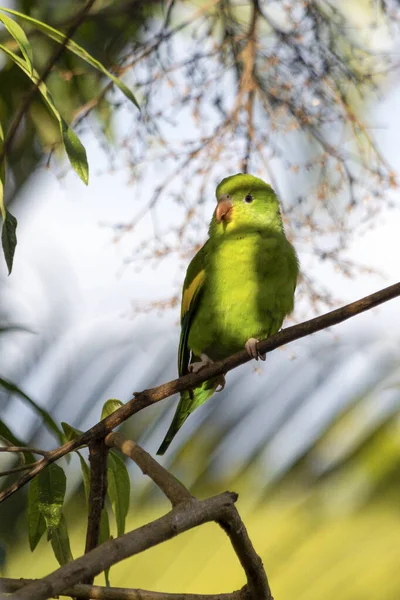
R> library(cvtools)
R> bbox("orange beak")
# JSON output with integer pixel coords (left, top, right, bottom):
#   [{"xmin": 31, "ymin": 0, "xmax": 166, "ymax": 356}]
[{"xmin": 216, "ymin": 195, "xmax": 233, "ymax": 223}]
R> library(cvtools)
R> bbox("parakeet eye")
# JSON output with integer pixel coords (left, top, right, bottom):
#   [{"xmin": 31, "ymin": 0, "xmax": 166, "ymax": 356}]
[{"xmin": 244, "ymin": 194, "xmax": 253, "ymax": 203}]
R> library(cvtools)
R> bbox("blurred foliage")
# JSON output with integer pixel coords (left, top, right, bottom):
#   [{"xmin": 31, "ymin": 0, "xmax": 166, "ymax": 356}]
[{"xmin": 0, "ymin": 0, "xmax": 159, "ymax": 200}]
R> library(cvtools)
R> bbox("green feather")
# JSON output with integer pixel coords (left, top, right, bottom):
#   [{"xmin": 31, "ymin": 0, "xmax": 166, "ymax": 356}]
[
  {"xmin": 156, "ymin": 381, "xmax": 217, "ymax": 455},
  {"xmin": 157, "ymin": 173, "xmax": 299, "ymax": 455}
]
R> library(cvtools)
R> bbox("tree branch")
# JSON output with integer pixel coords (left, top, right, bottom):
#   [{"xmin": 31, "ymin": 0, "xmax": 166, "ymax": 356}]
[
  {"xmin": 218, "ymin": 507, "xmax": 272, "ymax": 600},
  {"xmin": 105, "ymin": 432, "xmax": 192, "ymax": 506},
  {"xmin": 2, "ymin": 492, "xmax": 239, "ymax": 600},
  {"xmin": 82, "ymin": 439, "xmax": 109, "ymax": 584},
  {"xmin": 1, "ymin": 281, "xmax": 399, "ymax": 503},
  {"xmin": 0, "ymin": 578, "xmax": 244, "ymax": 600},
  {"xmin": 0, "ymin": 447, "xmax": 48, "ymax": 456},
  {"xmin": 241, "ymin": 0, "xmax": 259, "ymax": 173},
  {"xmin": 0, "ymin": 460, "xmax": 42, "ymax": 477}
]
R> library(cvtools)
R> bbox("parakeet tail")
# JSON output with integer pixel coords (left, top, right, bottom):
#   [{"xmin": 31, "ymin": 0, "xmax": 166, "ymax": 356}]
[{"xmin": 156, "ymin": 378, "xmax": 219, "ymax": 455}]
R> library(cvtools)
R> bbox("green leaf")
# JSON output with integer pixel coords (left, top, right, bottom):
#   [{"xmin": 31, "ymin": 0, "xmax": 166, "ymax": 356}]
[
  {"xmin": 50, "ymin": 513, "xmax": 73, "ymax": 565},
  {"xmin": 101, "ymin": 399, "xmax": 124, "ymax": 420},
  {"xmin": 60, "ymin": 120, "xmax": 88, "ymax": 184},
  {"xmin": 0, "ymin": 170, "xmax": 4, "ymax": 224},
  {"xmin": 0, "ymin": 175, "xmax": 5, "ymax": 224},
  {"xmin": 0, "ymin": 376, "xmax": 63, "ymax": 443},
  {"xmin": 0, "ymin": 119, "xmax": 5, "ymax": 222},
  {"xmin": 34, "ymin": 463, "xmax": 66, "ymax": 537},
  {"xmin": 99, "ymin": 503, "xmax": 111, "ymax": 586},
  {"xmin": 104, "ymin": 565, "xmax": 111, "ymax": 588},
  {"xmin": 77, "ymin": 451, "xmax": 90, "ymax": 502},
  {"xmin": 1, "ymin": 209, "xmax": 17, "ymax": 274},
  {"xmin": 0, "ymin": 7, "xmax": 140, "ymax": 109},
  {"xmin": 61, "ymin": 422, "xmax": 84, "ymax": 442},
  {"xmin": 0, "ymin": 12, "xmax": 33, "ymax": 75},
  {"xmin": 107, "ymin": 452, "xmax": 130, "ymax": 537},
  {"xmin": 0, "ymin": 44, "xmax": 88, "ymax": 184},
  {"xmin": 28, "ymin": 478, "xmax": 47, "ymax": 551}
]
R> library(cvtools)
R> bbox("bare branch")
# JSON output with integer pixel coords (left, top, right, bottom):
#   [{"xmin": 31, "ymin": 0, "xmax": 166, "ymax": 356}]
[
  {"xmin": 105, "ymin": 432, "xmax": 192, "ymax": 506},
  {"xmin": 0, "ymin": 460, "xmax": 42, "ymax": 478},
  {"xmin": 0, "ymin": 446, "xmax": 48, "ymax": 477},
  {"xmin": 0, "ymin": 578, "xmax": 244, "ymax": 600},
  {"xmin": 0, "ymin": 447, "xmax": 48, "ymax": 456},
  {"xmin": 218, "ymin": 507, "xmax": 272, "ymax": 600},
  {"xmin": 241, "ymin": 0, "xmax": 259, "ymax": 173}
]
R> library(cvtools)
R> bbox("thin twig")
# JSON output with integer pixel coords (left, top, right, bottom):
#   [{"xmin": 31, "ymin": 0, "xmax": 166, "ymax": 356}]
[
  {"xmin": 72, "ymin": 0, "xmax": 222, "ymax": 128},
  {"xmin": 0, "ymin": 460, "xmax": 42, "ymax": 477},
  {"xmin": 241, "ymin": 0, "xmax": 259, "ymax": 173},
  {"xmin": 0, "ymin": 446, "xmax": 48, "ymax": 477},
  {"xmin": 105, "ymin": 432, "xmax": 192, "ymax": 506},
  {"xmin": 0, "ymin": 447, "xmax": 48, "ymax": 456},
  {"xmin": 1, "ymin": 281, "xmax": 400, "ymax": 504}
]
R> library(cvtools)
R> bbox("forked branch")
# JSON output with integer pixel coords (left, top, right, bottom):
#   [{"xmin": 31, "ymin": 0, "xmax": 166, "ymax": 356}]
[{"xmin": 3, "ymin": 491, "xmax": 267, "ymax": 600}]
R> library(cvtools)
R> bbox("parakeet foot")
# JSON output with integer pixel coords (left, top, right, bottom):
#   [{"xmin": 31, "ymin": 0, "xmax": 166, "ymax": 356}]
[
  {"xmin": 215, "ymin": 375, "xmax": 226, "ymax": 392},
  {"xmin": 189, "ymin": 353, "xmax": 213, "ymax": 373},
  {"xmin": 245, "ymin": 338, "xmax": 266, "ymax": 361}
]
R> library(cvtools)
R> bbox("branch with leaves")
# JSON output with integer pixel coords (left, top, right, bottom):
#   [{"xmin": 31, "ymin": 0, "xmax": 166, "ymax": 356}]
[
  {"xmin": 0, "ymin": 280, "xmax": 399, "ymax": 599},
  {"xmin": 0, "ymin": 0, "xmax": 139, "ymax": 273},
  {"xmin": 0, "ymin": 431, "xmax": 271, "ymax": 600}
]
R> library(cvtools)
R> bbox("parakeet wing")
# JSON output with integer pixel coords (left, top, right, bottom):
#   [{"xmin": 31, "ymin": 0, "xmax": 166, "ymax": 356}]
[
  {"xmin": 178, "ymin": 242, "xmax": 208, "ymax": 376},
  {"xmin": 157, "ymin": 242, "xmax": 216, "ymax": 456}
]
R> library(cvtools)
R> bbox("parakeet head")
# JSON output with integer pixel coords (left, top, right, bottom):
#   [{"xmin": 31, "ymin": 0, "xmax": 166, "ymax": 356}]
[{"xmin": 209, "ymin": 173, "xmax": 283, "ymax": 237}]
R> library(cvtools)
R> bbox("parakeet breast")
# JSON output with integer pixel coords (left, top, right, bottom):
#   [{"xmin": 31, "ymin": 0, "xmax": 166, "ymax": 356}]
[{"xmin": 187, "ymin": 231, "xmax": 297, "ymax": 360}]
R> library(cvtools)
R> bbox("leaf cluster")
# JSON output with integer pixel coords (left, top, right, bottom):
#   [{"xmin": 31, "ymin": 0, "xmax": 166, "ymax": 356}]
[
  {"xmin": 25, "ymin": 399, "xmax": 130, "ymax": 579},
  {"xmin": 0, "ymin": 5, "xmax": 139, "ymax": 273}
]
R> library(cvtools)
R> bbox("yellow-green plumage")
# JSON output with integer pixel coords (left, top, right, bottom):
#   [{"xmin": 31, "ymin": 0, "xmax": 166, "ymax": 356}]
[{"xmin": 157, "ymin": 173, "xmax": 298, "ymax": 455}]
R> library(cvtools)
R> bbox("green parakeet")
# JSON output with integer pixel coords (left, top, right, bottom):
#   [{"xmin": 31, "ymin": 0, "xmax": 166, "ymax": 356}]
[{"xmin": 157, "ymin": 173, "xmax": 299, "ymax": 455}]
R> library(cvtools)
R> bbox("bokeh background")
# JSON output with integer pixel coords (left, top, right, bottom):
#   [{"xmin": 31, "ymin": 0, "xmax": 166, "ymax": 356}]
[{"xmin": 1, "ymin": 1, "xmax": 400, "ymax": 598}]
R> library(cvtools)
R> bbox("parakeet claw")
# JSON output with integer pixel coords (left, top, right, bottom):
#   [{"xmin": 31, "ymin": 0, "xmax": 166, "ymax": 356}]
[
  {"xmin": 245, "ymin": 338, "xmax": 266, "ymax": 361},
  {"xmin": 215, "ymin": 375, "xmax": 226, "ymax": 392},
  {"xmin": 189, "ymin": 353, "xmax": 213, "ymax": 373}
]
